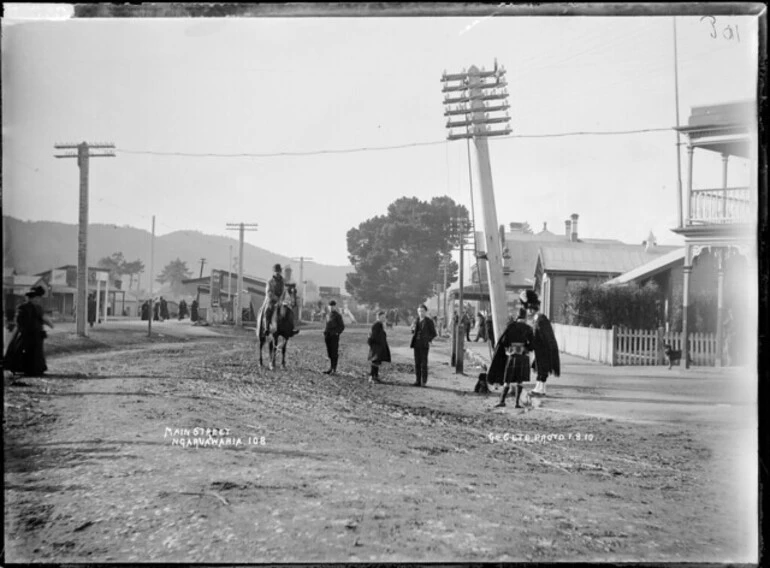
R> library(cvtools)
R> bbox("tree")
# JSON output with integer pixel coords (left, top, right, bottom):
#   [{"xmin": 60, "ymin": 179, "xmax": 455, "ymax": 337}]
[
  {"xmin": 97, "ymin": 252, "xmax": 126, "ymax": 280},
  {"xmin": 345, "ymin": 196, "xmax": 468, "ymax": 310},
  {"xmin": 562, "ymin": 281, "xmax": 661, "ymax": 329},
  {"xmin": 122, "ymin": 259, "xmax": 145, "ymax": 291},
  {"xmin": 156, "ymin": 258, "xmax": 193, "ymax": 296}
]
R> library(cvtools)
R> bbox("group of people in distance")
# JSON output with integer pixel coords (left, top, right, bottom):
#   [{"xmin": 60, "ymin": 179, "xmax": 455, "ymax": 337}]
[
  {"xmin": 319, "ymin": 300, "xmax": 436, "ymax": 387},
  {"xmin": 314, "ymin": 286, "xmax": 560, "ymax": 402}
]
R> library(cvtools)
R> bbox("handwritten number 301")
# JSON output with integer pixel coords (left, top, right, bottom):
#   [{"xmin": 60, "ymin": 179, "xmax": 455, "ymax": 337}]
[{"xmin": 701, "ymin": 16, "xmax": 741, "ymax": 42}]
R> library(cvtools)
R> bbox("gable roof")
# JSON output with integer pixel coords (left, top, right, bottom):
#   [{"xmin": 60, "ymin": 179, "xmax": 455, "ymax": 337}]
[
  {"xmin": 604, "ymin": 248, "xmax": 685, "ymax": 285},
  {"xmin": 3, "ymin": 274, "xmax": 47, "ymax": 294},
  {"xmin": 538, "ymin": 244, "xmax": 680, "ymax": 274}
]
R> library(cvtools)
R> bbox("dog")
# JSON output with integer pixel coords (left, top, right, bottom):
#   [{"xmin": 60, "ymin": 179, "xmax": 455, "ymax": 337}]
[
  {"xmin": 474, "ymin": 372, "xmax": 490, "ymax": 394},
  {"xmin": 664, "ymin": 344, "xmax": 693, "ymax": 369}
]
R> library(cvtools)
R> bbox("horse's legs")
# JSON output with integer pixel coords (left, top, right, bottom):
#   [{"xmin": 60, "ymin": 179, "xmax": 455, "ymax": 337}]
[
  {"xmin": 281, "ymin": 337, "xmax": 288, "ymax": 368},
  {"xmin": 269, "ymin": 335, "xmax": 276, "ymax": 370},
  {"xmin": 259, "ymin": 336, "xmax": 264, "ymax": 367}
]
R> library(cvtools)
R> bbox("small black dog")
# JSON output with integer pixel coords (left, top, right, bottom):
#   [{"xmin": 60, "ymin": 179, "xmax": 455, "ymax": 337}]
[
  {"xmin": 474, "ymin": 372, "xmax": 490, "ymax": 394},
  {"xmin": 664, "ymin": 344, "xmax": 693, "ymax": 369}
]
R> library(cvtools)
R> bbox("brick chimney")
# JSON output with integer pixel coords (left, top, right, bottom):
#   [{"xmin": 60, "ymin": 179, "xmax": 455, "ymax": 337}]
[
  {"xmin": 564, "ymin": 219, "xmax": 571, "ymax": 238},
  {"xmin": 570, "ymin": 213, "xmax": 579, "ymax": 242}
]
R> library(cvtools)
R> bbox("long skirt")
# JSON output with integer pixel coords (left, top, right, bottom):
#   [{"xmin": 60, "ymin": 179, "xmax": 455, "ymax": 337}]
[
  {"xmin": 4, "ymin": 329, "xmax": 47, "ymax": 376},
  {"xmin": 503, "ymin": 353, "xmax": 530, "ymax": 384}
]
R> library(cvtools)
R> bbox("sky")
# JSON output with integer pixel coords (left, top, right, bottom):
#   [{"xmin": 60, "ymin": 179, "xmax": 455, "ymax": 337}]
[{"xmin": 2, "ymin": 5, "xmax": 760, "ymax": 269}]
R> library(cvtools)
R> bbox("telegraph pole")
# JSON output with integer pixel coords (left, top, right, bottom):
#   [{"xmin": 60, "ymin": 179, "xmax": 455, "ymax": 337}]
[
  {"xmin": 452, "ymin": 218, "xmax": 472, "ymax": 374},
  {"xmin": 292, "ymin": 256, "xmax": 314, "ymax": 322},
  {"xmin": 148, "ymin": 216, "xmax": 155, "ymax": 337},
  {"xmin": 226, "ymin": 222, "xmax": 258, "ymax": 326},
  {"xmin": 673, "ymin": 17, "xmax": 684, "ymax": 228},
  {"xmin": 196, "ymin": 258, "xmax": 206, "ymax": 305},
  {"xmin": 54, "ymin": 141, "xmax": 115, "ymax": 337},
  {"xmin": 441, "ymin": 255, "xmax": 450, "ymax": 335},
  {"xmin": 229, "ymin": 245, "xmax": 233, "ymax": 316},
  {"xmin": 442, "ymin": 62, "xmax": 511, "ymax": 344}
]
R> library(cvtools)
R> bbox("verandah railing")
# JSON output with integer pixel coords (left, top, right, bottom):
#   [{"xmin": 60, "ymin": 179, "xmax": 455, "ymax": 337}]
[{"xmin": 689, "ymin": 186, "xmax": 752, "ymax": 225}]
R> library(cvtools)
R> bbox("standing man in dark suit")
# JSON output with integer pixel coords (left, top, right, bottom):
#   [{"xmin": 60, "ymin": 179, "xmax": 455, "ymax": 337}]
[
  {"xmin": 410, "ymin": 304, "xmax": 437, "ymax": 387},
  {"xmin": 322, "ymin": 300, "xmax": 345, "ymax": 375}
]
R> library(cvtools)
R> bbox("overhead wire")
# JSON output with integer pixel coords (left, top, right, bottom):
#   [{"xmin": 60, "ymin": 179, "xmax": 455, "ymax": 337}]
[{"xmin": 114, "ymin": 126, "xmax": 675, "ymax": 159}]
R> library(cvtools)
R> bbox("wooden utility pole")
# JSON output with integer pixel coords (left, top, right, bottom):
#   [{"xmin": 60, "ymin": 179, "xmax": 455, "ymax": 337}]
[
  {"xmin": 148, "ymin": 215, "xmax": 155, "ymax": 337},
  {"xmin": 452, "ymin": 218, "xmax": 472, "ymax": 374},
  {"xmin": 441, "ymin": 255, "xmax": 449, "ymax": 335},
  {"xmin": 292, "ymin": 256, "xmax": 314, "ymax": 322},
  {"xmin": 54, "ymin": 141, "xmax": 115, "ymax": 337},
  {"xmin": 673, "ymin": 17, "xmax": 684, "ymax": 228},
  {"xmin": 226, "ymin": 222, "xmax": 258, "ymax": 326},
  {"xmin": 196, "ymin": 258, "xmax": 206, "ymax": 305},
  {"xmin": 442, "ymin": 62, "xmax": 511, "ymax": 344}
]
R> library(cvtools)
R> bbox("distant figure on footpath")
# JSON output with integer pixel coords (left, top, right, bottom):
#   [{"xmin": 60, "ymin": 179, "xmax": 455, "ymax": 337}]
[
  {"xmin": 87, "ymin": 293, "xmax": 97, "ymax": 328},
  {"xmin": 366, "ymin": 310, "xmax": 391, "ymax": 384},
  {"xmin": 190, "ymin": 299, "xmax": 199, "ymax": 322},
  {"xmin": 141, "ymin": 300, "xmax": 150, "ymax": 321},
  {"xmin": 521, "ymin": 290, "xmax": 560, "ymax": 397},
  {"xmin": 461, "ymin": 310, "xmax": 472, "ymax": 341},
  {"xmin": 4, "ymin": 285, "xmax": 54, "ymax": 377},
  {"xmin": 485, "ymin": 316, "xmax": 495, "ymax": 345},
  {"xmin": 475, "ymin": 312, "xmax": 487, "ymax": 342},
  {"xmin": 410, "ymin": 304, "xmax": 437, "ymax": 387},
  {"xmin": 178, "ymin": 299, "xmax": 188, "ymax": 320},
  {"xmin": 160, "ymin": 297, "xmax": 169, "ymax": 321},
  {"xmin": 322, "ymin": 300, "xmax": 345, "ymax": 375}
]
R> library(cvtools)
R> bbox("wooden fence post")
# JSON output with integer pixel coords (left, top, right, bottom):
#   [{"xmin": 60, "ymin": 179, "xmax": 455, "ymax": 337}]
[
  {"xmin": 611, "ymin": 325, "xmax": 618, "ymax": 366},
  {"xmin": 656, "ymin": 326, "xmax": 664, "ymax": 365}
]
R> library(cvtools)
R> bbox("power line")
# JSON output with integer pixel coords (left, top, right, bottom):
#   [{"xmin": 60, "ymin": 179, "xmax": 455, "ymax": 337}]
[{"xmin": 114, "ymin": 126, "xmax": 674, "ymax": 160}]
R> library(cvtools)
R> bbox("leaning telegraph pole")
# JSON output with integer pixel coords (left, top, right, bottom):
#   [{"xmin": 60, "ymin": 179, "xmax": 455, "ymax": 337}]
[
  {"xmin": 54, "ymin": 141, "xmax": 115, "ymax": 337},
  {"xmin": 451, "ymin": 217, "xmax": 472, "ymax": 374},
  {"xmin": 226, "ymin": 222, "xmax": 258, "ymax": 326},
  {"xmin": 442, "ymin": 62, "xmax": 511, "ymax": 344},
  {"xmin": 292, "ymin": 256, "xmax": 314, "ymax": 322}
]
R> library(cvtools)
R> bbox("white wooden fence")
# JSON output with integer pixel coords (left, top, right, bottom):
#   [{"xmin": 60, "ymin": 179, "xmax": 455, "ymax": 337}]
[{"xmin": 553, "ymin": 323, "xmax": 718, "ymax": 366}]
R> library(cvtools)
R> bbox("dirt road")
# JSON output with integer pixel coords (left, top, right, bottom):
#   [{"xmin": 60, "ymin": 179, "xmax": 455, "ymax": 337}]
[{"xmin": 3, "ymin": 321, "xmax": 758, "ymax": 563}]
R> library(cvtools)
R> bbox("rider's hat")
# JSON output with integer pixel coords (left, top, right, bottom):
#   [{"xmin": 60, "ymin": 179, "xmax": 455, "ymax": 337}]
[{"xmin": 273, "ymin": 263, "xmax": 282, "ymax": 273}]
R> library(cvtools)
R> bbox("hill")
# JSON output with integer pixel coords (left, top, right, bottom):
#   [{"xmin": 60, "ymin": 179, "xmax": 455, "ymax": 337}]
[{"xmin": 2, "ymin": 216, "xmax": 353, "ymax": 290}]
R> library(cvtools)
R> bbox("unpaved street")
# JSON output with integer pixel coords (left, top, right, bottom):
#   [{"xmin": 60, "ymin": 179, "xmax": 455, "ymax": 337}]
[{"xmin": 4, "ymin": 321, "xmax": 757, "ymax": 563}]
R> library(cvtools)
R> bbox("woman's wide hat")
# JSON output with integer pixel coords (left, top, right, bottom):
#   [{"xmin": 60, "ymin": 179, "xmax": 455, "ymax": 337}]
[
  {"xmin": 519, "ymin": 289, "xmax": 540, "ymax": 307},
  {"xmin": 25, "ymin": 285, "xmax": 46, "ymax": 298}
]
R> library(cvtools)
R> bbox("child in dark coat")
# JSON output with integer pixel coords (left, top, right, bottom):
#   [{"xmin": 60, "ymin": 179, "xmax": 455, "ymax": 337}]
[{"xmin": 367, "ymin": 310, "xmax": 391, "ymax": 384}]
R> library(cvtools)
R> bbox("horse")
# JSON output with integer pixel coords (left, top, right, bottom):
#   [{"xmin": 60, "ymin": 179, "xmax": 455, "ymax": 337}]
[{"xmin": 257, "ymin": 283, "xmax": 298, "ymax": 370}]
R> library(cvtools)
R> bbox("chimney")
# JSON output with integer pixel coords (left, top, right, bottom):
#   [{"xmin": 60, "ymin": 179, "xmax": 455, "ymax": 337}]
[
  {"xmin": 570, "ymin": 213, "xmax": 579, "ymax": 242},
  {"xmin": 645, "ymin": 230, "xmax": 656, "ymax": 252},
  {"xmin": 543, "ymin": 222, "xmax": 547, "ymax": 232},
  {"xmin": 564, "ymin": 220, "xmax": 571, "ymax": 238}
]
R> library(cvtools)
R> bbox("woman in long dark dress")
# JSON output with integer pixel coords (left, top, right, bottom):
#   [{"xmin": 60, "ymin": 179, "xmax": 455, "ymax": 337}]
[
  {"xmin": 4, "ymin": 286, "xmax": 54, "ymax": 377},
  {"xmin": 487, "ymin": 308, "xmax": 534, "ymax": 408},
  {"xmin": 367, "ymin": 310, "xmax": 391, "ymax": 384}
]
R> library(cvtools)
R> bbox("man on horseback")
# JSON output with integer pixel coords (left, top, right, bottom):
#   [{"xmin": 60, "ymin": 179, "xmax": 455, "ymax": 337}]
[
  {"xmin": 261, "ymin": 264, "xmax": 286, "ymax": 334},
  {"xmin": 261, "ymin": 264, "xmax": 299, "ymax": 336}
]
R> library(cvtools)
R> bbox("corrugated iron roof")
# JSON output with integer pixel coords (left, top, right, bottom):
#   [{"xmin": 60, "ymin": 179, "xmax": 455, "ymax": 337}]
[
  {"xmin": 540, "ymin": 245, "xmax": 679, "ymax": 274},
  {"xmin": 604, "ymin": 248, "xmax": 685, "ymax": 285}
]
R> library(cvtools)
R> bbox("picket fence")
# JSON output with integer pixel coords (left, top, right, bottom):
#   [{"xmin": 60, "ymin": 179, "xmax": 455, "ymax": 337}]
[{"xmin": 553, "ymin": 323, "xmax": 718, "ymax": 367}]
